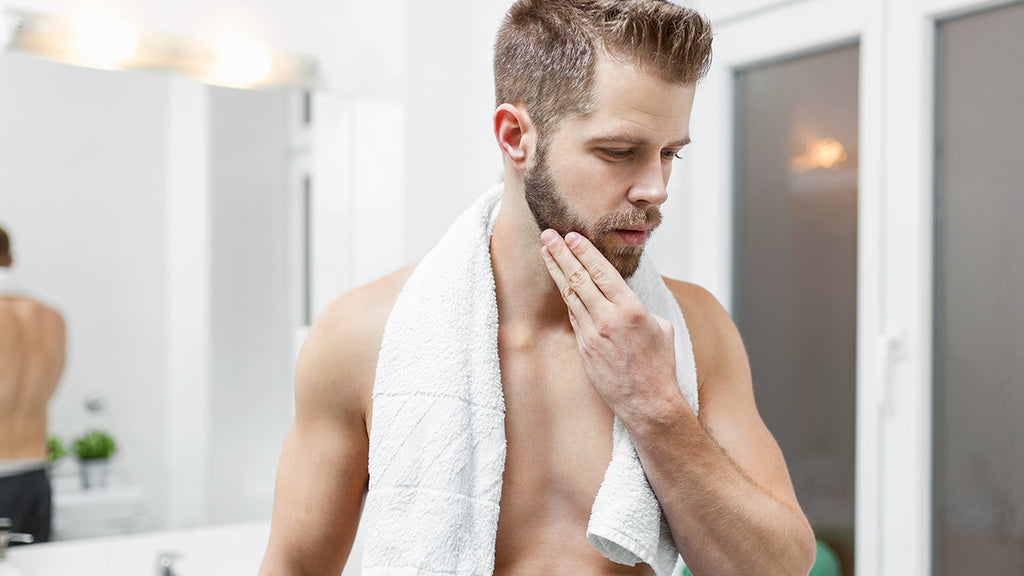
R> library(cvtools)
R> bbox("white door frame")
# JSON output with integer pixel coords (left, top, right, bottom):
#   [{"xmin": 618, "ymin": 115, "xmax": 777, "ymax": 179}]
[{"xmin": 687, "ymin": 2, "xmax": 880, "ymax": 571}]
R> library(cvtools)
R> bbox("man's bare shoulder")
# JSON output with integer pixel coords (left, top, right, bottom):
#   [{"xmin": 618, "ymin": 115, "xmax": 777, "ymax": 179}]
[
  {"xmin": 660, "ymin": 277, "xmax": 747, "ymax": 393},
  {"xmin": 0, "ymin": 297, "xmax": 65, "ymax": 338},
  {"xmin": 33, "ymin": 300, "xmax": 65, "ymax": 335},
  {"xmin": 318, "ymin": 263, "xmax": 418, "ymax": 344},
  {"xmin": 660, "ymin": 277, "xmax": 731, "ymax": 331},
  {"xmin": 295, "ymin": 264, "xmax": 418, "ymax": 418}
]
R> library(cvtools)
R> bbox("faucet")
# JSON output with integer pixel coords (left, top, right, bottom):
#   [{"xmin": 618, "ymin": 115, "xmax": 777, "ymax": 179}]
[{"xmin": 0, "ymin": 519, "xmax": 35, "ymax": 561}]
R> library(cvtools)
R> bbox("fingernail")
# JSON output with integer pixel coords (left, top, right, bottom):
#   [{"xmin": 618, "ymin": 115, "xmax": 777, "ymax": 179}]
[
  {"xmin": 565, "ymin": 232, "xmax": 580, "ymax": 247},
  {"xmin": 540, "ymin": 229, "xmax": 558, "ymax": 245}
]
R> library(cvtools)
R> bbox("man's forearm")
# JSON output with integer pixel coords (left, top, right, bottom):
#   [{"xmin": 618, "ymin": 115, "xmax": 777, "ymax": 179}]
[{"xmin": 622, "ymin": 392, "xmax": 816, "ymax": 576}]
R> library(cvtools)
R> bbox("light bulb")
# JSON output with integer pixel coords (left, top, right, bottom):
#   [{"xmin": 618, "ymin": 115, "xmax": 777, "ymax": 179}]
[
  {"xmin": 215, "ymin": 36, "xmax": 271, "ymax": 86},
  {"xmin": 75, "ymin": 16, "xmax": 137, "ymax": 68}
]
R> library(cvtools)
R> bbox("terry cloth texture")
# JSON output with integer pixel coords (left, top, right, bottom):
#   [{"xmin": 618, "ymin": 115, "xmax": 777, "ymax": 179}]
[{"xmin": 361, "ymin": 184, "xmax": 699, "ymax": 576}]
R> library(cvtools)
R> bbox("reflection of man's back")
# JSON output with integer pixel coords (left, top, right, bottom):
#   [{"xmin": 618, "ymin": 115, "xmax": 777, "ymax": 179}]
[{"xmin": 0, "ymin": 296, "xmax": 64, "ymax": 461}]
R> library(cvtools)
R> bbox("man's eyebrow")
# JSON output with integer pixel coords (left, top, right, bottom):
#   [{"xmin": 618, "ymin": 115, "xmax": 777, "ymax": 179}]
[{"xmin": 585, "ymin": 135, "xmax": 692, "ymax": 148}]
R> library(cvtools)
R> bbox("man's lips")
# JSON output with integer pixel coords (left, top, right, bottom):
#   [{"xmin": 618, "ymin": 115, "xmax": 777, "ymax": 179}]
[{"xmin": 615, "ymin": 228, "xmax": 649, "ymax": 246}]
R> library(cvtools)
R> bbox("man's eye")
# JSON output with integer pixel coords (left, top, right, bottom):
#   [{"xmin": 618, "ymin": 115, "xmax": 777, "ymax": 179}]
[
  {"xmin": 602, "ymin": 149, "xmax": 631, "ymax": 160},
  {"xmin": 663, "ymin": 149, "xmax": 684, "ymax": 160}
]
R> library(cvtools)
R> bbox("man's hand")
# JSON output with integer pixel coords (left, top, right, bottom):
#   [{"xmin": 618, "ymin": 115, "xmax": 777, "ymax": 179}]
[
  {"xmin": 539, "ymin": 229, "xmax": 680, "ymax": 423},
  {"xmin": 541, "ymin": 228, "xmax": 817, "ymax": 575}
]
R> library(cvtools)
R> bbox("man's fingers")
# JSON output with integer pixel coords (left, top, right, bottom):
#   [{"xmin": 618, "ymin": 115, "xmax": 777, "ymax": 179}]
[
  {"xmin": 563, "ymin": 232, "xmax": 628, "ymax": 302},
  {"xmin": 540, "ymin": 230, "xmax": 609, "ymax": 311},
  {"xmin": 541, "ymin": 245, "xmax": 593, "ymax": 330}
]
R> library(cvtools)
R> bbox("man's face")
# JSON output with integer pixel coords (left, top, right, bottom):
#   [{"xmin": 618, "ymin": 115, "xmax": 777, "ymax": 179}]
[{"xmin": 523, "ymin": 57, "xmax": 695, "ymax": 279}]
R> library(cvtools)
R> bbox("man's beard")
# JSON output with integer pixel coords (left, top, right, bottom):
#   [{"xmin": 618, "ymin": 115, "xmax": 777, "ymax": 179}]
[{"xmin": 523, "ymin": 146, "xmax": 662, "ymax": 279}]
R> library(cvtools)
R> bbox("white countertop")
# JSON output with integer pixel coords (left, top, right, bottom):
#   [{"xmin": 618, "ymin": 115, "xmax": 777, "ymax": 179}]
[{"xmin": 4, "ymin": 521, "xmax": 271, "ymax": 576}]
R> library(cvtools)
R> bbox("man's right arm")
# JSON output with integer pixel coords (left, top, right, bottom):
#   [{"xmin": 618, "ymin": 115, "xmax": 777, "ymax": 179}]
[{"xmin": 257, "ymin": 284, "xmax": 389, "ymax": 576}]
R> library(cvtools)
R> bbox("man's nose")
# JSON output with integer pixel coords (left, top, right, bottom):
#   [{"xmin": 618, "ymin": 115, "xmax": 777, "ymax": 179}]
[{"xmin": 627, "ymin": 157, "xmax": 669, "ymax": 206}]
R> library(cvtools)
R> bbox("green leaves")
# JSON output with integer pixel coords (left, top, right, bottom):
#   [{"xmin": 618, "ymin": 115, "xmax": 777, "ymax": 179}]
[
  {"xmin": 47, "ymin": 435, "xmax": 66, "ymax": 462},
  {"xmin": 72, "ymin": 430, "xmax": 118, "ymax": 460}
]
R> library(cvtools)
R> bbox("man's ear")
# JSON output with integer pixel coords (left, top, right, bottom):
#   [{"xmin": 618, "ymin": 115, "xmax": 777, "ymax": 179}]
[{"xmin": 494, "ymin": 103, "xmax": 534, "ymax": 172}]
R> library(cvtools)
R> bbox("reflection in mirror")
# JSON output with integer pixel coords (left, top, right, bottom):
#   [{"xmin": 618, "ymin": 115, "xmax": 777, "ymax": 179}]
[{"xmin": 0, "ymin": 48, "xmax": 310, "ymax": 540}]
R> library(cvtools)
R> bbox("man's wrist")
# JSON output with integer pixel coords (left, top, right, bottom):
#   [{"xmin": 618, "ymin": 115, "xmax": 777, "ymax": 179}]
[{"xmin": 617, "ymin": 380, "xmax": 696, "ymax": 442}]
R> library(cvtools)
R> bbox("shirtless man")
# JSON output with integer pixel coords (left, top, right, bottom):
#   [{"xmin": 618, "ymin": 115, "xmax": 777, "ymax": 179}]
[
  {"xmin": 0, "ymin": 226, "xmax": 66, "ymax": 543},
  {"xmin": 260, "ymin": 1, "xmax": 815, "ymax": 574}
]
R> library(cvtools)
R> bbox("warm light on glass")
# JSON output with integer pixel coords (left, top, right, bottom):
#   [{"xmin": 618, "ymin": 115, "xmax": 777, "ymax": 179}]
[
  {"xmin": 74, "ymin": 16, "xmax": 137, "ymax": 68},
  {"xmin": 790, "ymin": 137, "xmax": 848, "ymax": 172},
  {"xmin": 215, "ymin": 37, "xmax": 272, "ymax": 85}
]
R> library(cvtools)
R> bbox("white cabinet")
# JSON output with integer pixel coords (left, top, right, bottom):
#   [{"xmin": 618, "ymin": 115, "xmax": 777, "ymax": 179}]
[{"xmin": 51, "ymin": 476, "xmax": 144, "ymax": 541}]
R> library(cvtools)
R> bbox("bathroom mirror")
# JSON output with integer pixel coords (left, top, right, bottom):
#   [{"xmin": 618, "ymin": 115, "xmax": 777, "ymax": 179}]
[{"xmin": 0, "ymin": 48, "xmax": 311, "ymax": 539}]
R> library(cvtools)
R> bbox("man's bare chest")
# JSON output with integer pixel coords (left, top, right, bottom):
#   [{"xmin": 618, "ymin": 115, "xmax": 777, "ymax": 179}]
[
  {"xmin": 501, "ymin": 349, "xmax": 613, "ymax": 489},
  {"xmin": 493, "ymin": 336, "xmax": 648, "ymax": 572}
]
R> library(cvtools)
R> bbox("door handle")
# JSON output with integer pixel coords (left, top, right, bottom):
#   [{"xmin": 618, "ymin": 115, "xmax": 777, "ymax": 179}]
[{"xmin": 875, "ymin": 331, "xmax": 907, "ymax": 418}]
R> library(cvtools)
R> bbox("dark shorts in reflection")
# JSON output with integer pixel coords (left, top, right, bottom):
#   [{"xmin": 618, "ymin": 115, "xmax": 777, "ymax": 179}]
[{"xmin": 0, "ymin": 467, "xmax": 51, "ymax": 543}]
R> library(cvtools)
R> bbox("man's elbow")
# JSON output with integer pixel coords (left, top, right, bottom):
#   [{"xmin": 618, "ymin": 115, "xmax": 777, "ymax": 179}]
[{"xmin": 791, "ymin": 519, "xmax": 817, "ymax": 576}]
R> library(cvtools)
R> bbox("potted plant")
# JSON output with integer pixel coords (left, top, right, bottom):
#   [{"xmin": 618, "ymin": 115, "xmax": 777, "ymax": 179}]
[{"xmin": 71, "ymin": 430, "xmax": 117, "ymax": 489}]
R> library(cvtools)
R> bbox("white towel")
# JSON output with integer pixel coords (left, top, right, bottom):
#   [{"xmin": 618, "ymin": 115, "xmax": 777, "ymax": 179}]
[
  {"xmin": 361, "ymin": 184, "xmax": 698, "ymax": 576},
  {"xmin": 587, "ymin": 252, "xmax": 700, "ymax": 576},
  {"xmin": 0, "ymin": 267, "xmax": 25, "ymax": 295}
]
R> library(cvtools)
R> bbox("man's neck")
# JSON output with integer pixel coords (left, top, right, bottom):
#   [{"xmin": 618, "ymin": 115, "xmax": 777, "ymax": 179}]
[{"xmin": 490, "ymin": 184, "xmax": 574, "ymax": 338}]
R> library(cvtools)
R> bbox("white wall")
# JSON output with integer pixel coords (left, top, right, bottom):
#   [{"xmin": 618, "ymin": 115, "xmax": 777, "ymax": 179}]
[{"xmin": 398, "ymin": 0, "xmax": 509, "ymax": 266}]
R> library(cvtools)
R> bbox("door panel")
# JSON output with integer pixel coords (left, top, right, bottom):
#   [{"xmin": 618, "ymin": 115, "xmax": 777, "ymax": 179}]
[
  {"xmin": 733, "ymin": 44, "xmax": 860, "ymax": 576},
  {"xmin": 933, "ymin": 3, "xmax": 1024, "ymax": 574}
]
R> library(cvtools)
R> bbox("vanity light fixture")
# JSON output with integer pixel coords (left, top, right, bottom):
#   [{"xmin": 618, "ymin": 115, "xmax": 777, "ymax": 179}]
[
  {"xmin": 215, "ymin": 34, "xmax": 273, "ymax": 86},
  {"xmin": 1, "ymin": 8, "xmax": 318, "ymax": 89},
  {"xmin": 73, "ymin": 15, "xmax": 138, "ymax": 69}
]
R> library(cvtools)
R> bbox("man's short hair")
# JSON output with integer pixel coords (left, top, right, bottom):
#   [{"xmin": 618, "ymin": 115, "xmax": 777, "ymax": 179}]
[
  {"xmin": 0, "ymin": 225, "xmax": 10, "ymax": 262},
  {"xmin": 494, "ymin": 0, "xmax": 713, "ymax": 139}
]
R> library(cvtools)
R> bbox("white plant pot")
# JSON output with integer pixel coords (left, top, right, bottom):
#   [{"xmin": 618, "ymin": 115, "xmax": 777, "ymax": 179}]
[{"xmin": 78, "ymin": 458, "xmax": 109, "ymax": 490}]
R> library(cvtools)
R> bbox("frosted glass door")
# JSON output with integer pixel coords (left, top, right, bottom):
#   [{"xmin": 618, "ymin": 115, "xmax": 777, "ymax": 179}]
[
  {"xmin": 933, "ymin": 3, "xmax": 1024, "ymax": 574},
  {"xmin": 733, "ymin": 44, "xmax": 859, "ymax": 576}
]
